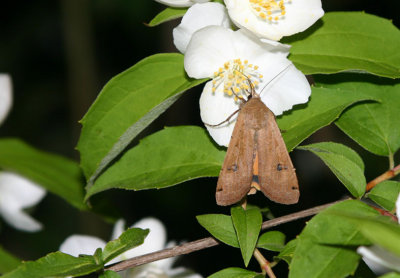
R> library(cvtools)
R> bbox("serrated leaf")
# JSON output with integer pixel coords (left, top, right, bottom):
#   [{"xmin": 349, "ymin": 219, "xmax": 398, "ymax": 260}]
[
  {"xmin": 278, "ymin": 85, "xmax": 379, "ymax": 152},
  {"xmin": 208, "ymin": 267, "xmax": 262, "ymax": 278},
  {"xmin": 0, "ymin": 139, "xmax": 86, "ymax": 210},
  {"xmin": 368, "ymin": 181, "xmax": 400, "ymax": 211},
  {"xmin": 77, "ymin": 53, "xmax": 207, "ymax": 189},
  {"xmin": 148, "ymin": 7, "xmax": 187, "ymax": 27},
  {"xmin": 257, "ymin": 231, "xmax": 286, "ymax": 252},
  {"xmin": 102, "ymin": 228, "xmax": 149, "ymax": 263},
  {"xmin": 289, "ymin": 237, "xmax": 360, "ymax": 278},
  {"xmin": 196, "ymin": 214, "xmax": 239, "ymax": 248},
  {"xmin": 284, "ymin": 12, "xmax": 400, "ymax": 78},
  {"xmin": 86, "ymin": 126, "xmax": 225, "ymax": 198},
  {"xmin": 100, "ymin": 270, "xmax": 122, "ymax": 278},
  {"xmin": 332, "ymin": 77, "xmax": 400, "ymax": 156},
  {"xmin": 2, "ymin": 252, "xmax": 101, "ymax": 278},
  {"xmin": 231, "ymin": 207, "xmax": 262, "ymax": 267},
  {"xmin": 275, "ymin": 239, "xmax": 297, "ymax": 265},
  {"xmin": 298, "ymin": 142, "xmax": 366, "ymax": 198},
  {"xmin": 0, "ymin": 246, "xmax": 20, "ymax": 274}
]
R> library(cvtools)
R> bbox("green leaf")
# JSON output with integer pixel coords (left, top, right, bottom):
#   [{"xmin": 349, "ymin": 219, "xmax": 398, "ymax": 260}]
[
  {"xmin": 77, "ymin": 53, "xmax": 207, "ymax": 188},
  {"xmin": 275, "ymin": 239, "xmax": 298, "ymax": 265},
  {"xmin": 289, "ymin": 200, "xmax": 381, "ymax": 278},
  {"xmin": 300, "ymin": 200, "xmax": 378, "ymax": 246},
  {"xmin": 0, "ymin": 139, "xmax": 86, "ymax": 210},
  {"xmin": 332, "ymin": 77, "xmax": 400, "ymax": 156},
  {"xmin": 284, "ymin": 12, "xmax": 400, "ymax": 78},
  {"xmin": 278, "ymin": 85, "xmax": 379, "ymax": 152},
  {"xmin": 289, "ymin": 237, "xmax": 360, "ymax": 278},
  {"xmin": 208, "ymin": 267, "xmax": 262, "ymax": 278},
  {"xmin": 380, "ymin": 274, "xmax": 400, "ymax": 278},
  {"xmin": 148, "ymin": 7, "xmax": 187, "ymax": 27},
  {"xmin": 350, "ymin": 261, "xmax": 375, "ymax": 278},
  {"xmin": 196, "ymin": 214, "xmax": 239, "ymax": 248},
  {"xmin": 0, "ymin": 246, "xmax": 20, "ymax": 274},
  {"xmin": 231, "ymin": 207, "xmax": 262, "ymax": 267},
  {"xmin": 2, "ymin": 252, "xmax": 101, "ymax": 278},
  {"xmin": 257, "ymin": 231, "xmax": 286, "ymax": 252},
  {"xmin": 86, "ymin": 126, "xmax": 225, "ymax": 198},
  {"xmin": 102, "ymin": 228, "xmax": 149, "ymax": 263},
  {"xmin": 368, "ymin": 181, "xmax": 400, "ymax": 211},
  {"xmin": 298, "ymin": 142, "xmax": 366, "ymax": 198},
  {"xmin": 100, "ymin": 270, "xmax": 122, "ymax": 278}
]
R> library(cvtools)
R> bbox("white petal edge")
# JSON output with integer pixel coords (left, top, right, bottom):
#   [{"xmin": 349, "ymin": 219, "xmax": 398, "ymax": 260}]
[
  {"xmin": 173, "ymin": 2, "xmax": 231, "ymax": 53},
  {"xmin": 0, "ymin": 171, "xmax": 46, "ymax": 232},
  {"xmin": 358, "ymin": 245, "xmax": 400, "ymax": 274},
  {"xmin": 0, "ymin": 74, "xmax": 12, "ymax": 126},
  {"xmin": 224, "ymin": 0, "xmax": 324, "ymax": 41},
  {"xmin": 60, "ymin": 235, "xmax": 106, "ymax": 257},
  {"xmin": 155, "ymin": 0, "xmax": 208, "ymax": 8},
  {"xmin": 396, "ymin": 193, "xmax": 400, "ymax": 223},
  {"xmin": 119, "ymin": 217, "xmax": 167, "ymax": 261}
]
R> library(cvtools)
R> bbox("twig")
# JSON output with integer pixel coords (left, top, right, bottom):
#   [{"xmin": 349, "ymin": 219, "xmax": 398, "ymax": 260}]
[
  {"xmin": 366, "ymin": 163, "xmax": 400, "ymax": 192},
  {"xmin": 254, "ymin": 248, "xmax": 276, "ymax": 278},
  {"xmin": 106, "ymin": 199, "xmax": 344, "ymax": 272}
]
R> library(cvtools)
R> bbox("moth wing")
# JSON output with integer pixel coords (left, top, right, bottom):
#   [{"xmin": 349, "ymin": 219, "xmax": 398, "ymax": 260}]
[
  {"xmin": 257, "ymin": 109, "xmax": 299, "ymax": 204},
  {"xmin": 216, "ymin": 111, "xmax": 255, "ymax": 206}
]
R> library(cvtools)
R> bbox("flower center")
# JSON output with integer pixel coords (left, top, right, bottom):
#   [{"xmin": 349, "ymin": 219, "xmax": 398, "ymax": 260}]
[
  {"xmin": 212, "ymin": 58, "xmax": 263, "ymax": 101},
  {"xmin": 248, "ymin": 0, "xmax": 289, "ymax": 22}
]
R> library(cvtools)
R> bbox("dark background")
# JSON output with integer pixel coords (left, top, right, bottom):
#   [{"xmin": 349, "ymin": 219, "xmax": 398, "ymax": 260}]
[{"xmin": 0, "ymin": 0, "xmax": 399, "ymax": 277}]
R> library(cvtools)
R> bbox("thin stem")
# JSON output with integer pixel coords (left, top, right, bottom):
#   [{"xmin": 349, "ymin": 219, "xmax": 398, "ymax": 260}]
[
  {"xmin": 366, "ymin": 163, "xmax": 400, "ymax": 192},
  {"xmin": 106, "ymin": 199, "xmax": 345, "ymax": 273},
  {"xmin": 253, "ymin": 248, "xmax": 276, "ymax": 278},
  {"xmin": 389, "ymin": 153, "xmax": 395, "ymax": 170}
]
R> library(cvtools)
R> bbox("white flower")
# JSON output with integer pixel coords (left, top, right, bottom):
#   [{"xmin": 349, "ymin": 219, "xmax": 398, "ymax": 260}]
[
  {"xmin": 184, "ymin": 25, "xmax": 310, "ymax": 146},
  {"xmin": 0, "ymin": 76, "xmax": 46, "ymax": 232},
  {"xmin": 173, "ymin": 2, "xmax": 231, "ymax": 53},
  {"xmin": 155, "ymin": 0, "xmax": 209, "ymax": 8},
  {"xmin": 224, "ymin": 0, "xmax": 324, "ymax": 41},
  {"xmin": 356, "ymin": 193, "xmax": 400, "ymax": 275},
  {"xmin": 0, "ymin": 74, "xmax": 12, "ymax": 126},
  {"xmin": 60, "ymin": 218, "xmax": 202, "ymax": 278},
  {"xmin": 0, "ymin": 172, "xmax": 46, "ymax": 232}
]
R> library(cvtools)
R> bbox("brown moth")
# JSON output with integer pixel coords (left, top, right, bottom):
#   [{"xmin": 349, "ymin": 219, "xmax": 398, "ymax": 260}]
[{"xmin": 215, "ymin": 81, "xmax": 299, "ymax": 206}]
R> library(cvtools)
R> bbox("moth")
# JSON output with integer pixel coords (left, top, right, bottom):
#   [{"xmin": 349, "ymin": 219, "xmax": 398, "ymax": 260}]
[{"xmin": 213, "ymin": 77, "xmax": 299, "ymax": 206}]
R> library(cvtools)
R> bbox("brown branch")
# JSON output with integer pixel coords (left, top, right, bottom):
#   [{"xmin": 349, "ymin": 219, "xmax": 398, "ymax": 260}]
[
  {"xmin": 106, "ymin": 199, "xmax": 345, "ymax": 273},
  {"xmin": 366, "ymin": 163, "xmax": 400, "ymax": 192}
]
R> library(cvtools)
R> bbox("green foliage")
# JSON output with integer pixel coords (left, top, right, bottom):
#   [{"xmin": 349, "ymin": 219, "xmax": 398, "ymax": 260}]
[
  {"xmin": 148, "ymin": 7, "xmax": 187, "ymax": 27},
  {"xmin": 331, "ymin": 77, "xmax": 400, "ymax": 157},
  {"xmin": 100, "ymin": 270, "xmax": 122, "ymax": 278},
  {"xmin": 368, "ymin": 181, "xmax": 400, "ymax": 211},
  {"xmin": 278, "ymin": 85, "xmax": 379, "ymax": 152},
  {"xmin": 0, "ymin": 139, "xmax": 86, "ymax": 210},
  {"xmin": 0, "ymin": 246, "xmax": 20, "ymax": 274},
  {"xmin": 276, "ymin": 239, "xmax": 297, "ymax": 265},
  {"xmin": 289, "ymin": 200, "xmax": 379, "ymax": 278},
  {"xmin": 208, "ymin": 267, "xmax": 262, "ymax": 278},
  {"xmin": 86, "ymin": 126, "xmax": 225, "ymax": 198},
  {"xmin": 380, "ymin": 274, "xmax": 400, "ymax": 278},
  {"xmin": 2, "ymin": 227, "xmax": 148, "ymax": 277},
  {"xmin": 257, "ymin": 231, "xmax": 286, "ymax": 252},
  {"xmin": 77, "ymin": 53, "xmax": 207, "ymax": 189},
  {"xmin": 298, "ymin": 142, "xmax": 366, "ymax": 198},
  {"xmin": 231, "ymin": 207, "xmax": 262, "ymax": 267},
  {"xmin": 196, "ymin": 214, "xmax": 239, "ymax": 248},
  {"xmin": 285, "ymin": 12, "xmax": 400, "ymax": 78}
]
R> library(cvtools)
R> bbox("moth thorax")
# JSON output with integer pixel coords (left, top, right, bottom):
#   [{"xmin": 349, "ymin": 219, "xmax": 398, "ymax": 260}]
[{"xmin": 249, "ymin": 0, "xmax": 289, "ymax": 22}]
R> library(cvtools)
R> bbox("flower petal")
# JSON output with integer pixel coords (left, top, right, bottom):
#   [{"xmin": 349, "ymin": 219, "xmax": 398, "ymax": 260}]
[
  {"xmin": 358, "ymin": 245, "xmax": 400, "ymax": 274},
  {"xmin": 0, "ymin": 74, "xmax": 12, "ymax": 126},
  {"xmin": 155, "ymin": 0, "xmax": 209, "ymax": 8},
  {"xmin": 60, "ymin": 235, "xmax": 106, "ymax": 257},
  {"xmin": 396, "ymin": 193, "xmax": 400, "ymax": 223},
  {"xmin": 173, "ymin": 2, "xmax": 231, "ymax": 53},
  {"xmin": 119, "ymin": 217, "xmax": 167, "ymax": 260},
  {"xmin": 111, "ymin": 219, "xmax": 126, "ymax": 240},
  {"xmin": 0, "ymin": 171, "xmax": 46, "ymax": 232},
  {"xmin": 225, "ymin": 0, "xmax": 324, "ymax": 40}
]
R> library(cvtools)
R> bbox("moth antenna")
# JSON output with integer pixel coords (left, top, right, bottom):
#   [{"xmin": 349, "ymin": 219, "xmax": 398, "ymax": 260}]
[
  {"xmin": 259, "ymin": 64, "xmax": 293, "ymax": 96},
  {"xmin": 204, "ymin": 109, "xmax": 240, "ymax": 127},
  {"xmin": 230, "ymin": 88, "xmax": 246, "ymax": 103}
]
